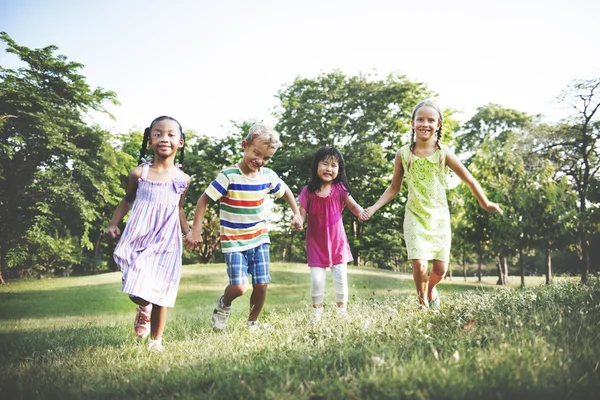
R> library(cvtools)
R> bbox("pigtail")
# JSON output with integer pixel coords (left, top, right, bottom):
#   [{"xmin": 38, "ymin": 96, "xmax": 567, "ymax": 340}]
[
  {"xmin": 406, "ymin": 128, "xmax": 415, "ymax": 174},
  {"xmin": 138, "ymin": 127, "xmax": 151, "ymax": 165},
  {"xmin": 436, "ymin": 124, "xmax": 444, "ymax": 171},
  {"xmin": 178, "ymin": 131, "xmax": 186, "ymax": 165}
]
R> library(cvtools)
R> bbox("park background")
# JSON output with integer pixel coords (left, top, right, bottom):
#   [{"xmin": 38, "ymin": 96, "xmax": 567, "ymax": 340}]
[{"xmin": 1, "ymin": 1, "xmax": 599, "ymax": 398}]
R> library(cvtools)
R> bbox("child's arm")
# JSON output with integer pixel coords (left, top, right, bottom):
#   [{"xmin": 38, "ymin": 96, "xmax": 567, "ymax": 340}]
[
  {"xmin": 344, "ymin": 195, "xmax": 364, "ymax": 217},
  {"xmin": 299, "ymin": 205, "xmax": 307, "ymax": 229},
  {"xmin": 281, "ymin": 185, "xmax": 303, "ymax": 230},
  {"xmin": 359, "ymin": 149, "xmax": 404, "ymax": 221},
  {"xmin": 445, "ymin": 150, "xmax": 503, "ymax": 215},
  {"xmin": 178, "ymin": 174, "xmax": 192, "ymax": 235},
  {"xmin": 103, "ymin": 167, "xmax": 141, "ymax": 239},
  {"xmin": 184, "ymin": 192, "xmax": 212, "ymax": 251}
]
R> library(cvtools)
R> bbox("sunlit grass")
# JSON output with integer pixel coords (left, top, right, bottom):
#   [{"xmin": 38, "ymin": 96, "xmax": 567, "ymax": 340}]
[{"xmin": 0, "ymin": 264, "xmax": 598, "ymax": 399}]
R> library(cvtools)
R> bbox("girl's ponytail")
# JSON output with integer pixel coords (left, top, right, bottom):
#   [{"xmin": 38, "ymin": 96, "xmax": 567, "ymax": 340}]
[{"xmin": 138, "ymin": 127, "xmax": 151, "ymax": 165}]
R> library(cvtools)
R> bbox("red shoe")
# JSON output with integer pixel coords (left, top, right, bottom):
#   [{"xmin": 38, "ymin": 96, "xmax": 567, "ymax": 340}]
[{"xmin": 134, "ymin": 305, "xmax": 151, "ymax": 338}]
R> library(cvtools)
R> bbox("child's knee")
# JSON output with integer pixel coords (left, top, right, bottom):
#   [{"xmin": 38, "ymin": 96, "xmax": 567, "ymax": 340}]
[{"xmin": 251, "ymin": 283, "xmax": 268, "ymax": 294}]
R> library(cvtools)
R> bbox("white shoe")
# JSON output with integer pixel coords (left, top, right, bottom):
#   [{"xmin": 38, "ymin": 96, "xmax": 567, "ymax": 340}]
[
  {"xmin": 247, "ymin": 320, "xmax": 259, "ymax": 331},
  {"xmin": 148, "ymin": 339, "xmax": 164, "ymax": 352},
  {"xmin": 211, "ymin": 295, "xmax": 231, "ymax": 331}
]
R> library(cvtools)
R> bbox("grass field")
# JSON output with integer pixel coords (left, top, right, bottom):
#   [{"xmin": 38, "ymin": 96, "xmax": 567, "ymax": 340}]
[{"xmin": 0, "ymin": 263, "xmax": 598, "ymax": 399}]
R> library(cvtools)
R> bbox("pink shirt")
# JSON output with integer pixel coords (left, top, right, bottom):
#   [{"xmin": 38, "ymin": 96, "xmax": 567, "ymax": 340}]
[{"xmin": 298, "ymin": 182, "xmax": 354, "ymax": 267}]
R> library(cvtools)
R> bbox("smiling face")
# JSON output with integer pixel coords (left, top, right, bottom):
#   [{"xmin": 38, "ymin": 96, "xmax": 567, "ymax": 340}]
[
  {"xmin": 239, "ymin": 139, "xmax": 277, "ymax": 175},
  {"xmin": 317, "ymin": 155, "xmax": 339, "ymax": 184},
  {"xmin": 411, "ymin": 105, "xmax": 442, "ymax": 143},
  {"xmin": 149, "ymin": 119, "xmax": 183, "ymax": 159}
]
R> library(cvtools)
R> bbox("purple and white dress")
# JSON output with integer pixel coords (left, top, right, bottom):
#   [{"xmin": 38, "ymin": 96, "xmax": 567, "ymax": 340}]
[{"xmin": 114, "ymin": 162, "xmax": 187, "ymax": 307}]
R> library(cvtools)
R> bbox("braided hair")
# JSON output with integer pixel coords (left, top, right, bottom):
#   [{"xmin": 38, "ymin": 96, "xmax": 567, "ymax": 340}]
[
  {"xmin": 307, "ymin": 146, "xmax": 351, "ymax": 195},
  {"xmin": 406, "ymin": 99, "xmax": 444, "ymax": 174},
  {"xmin": 138, "ymin": 116, "xmax": 186, "ymax": 165}
]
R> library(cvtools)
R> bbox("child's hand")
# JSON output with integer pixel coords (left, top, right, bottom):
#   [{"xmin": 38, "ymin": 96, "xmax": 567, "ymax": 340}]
[
  {"xmin": 484, "ymin": 202, "xmax": 504, "ymax": 215},
  {"xmin": 103, "ymin": 225, "xmax": 121, "ymax": 239},
  {"xmin": 358, "ymin": 207, "xmax": 373, "ymax": 222},
  {"xmin": 291, "ymin": 213, "xmax": 303, "ymax": 231},
  {"xmin": 184, "ymin": 230, "xmax": 203, "ymax": 251}
]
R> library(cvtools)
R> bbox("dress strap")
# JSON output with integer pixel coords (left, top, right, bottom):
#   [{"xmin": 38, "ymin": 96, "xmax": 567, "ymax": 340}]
[{"xmin": 140, "ymin": 160, "xmax": 151, "ymax": 180}]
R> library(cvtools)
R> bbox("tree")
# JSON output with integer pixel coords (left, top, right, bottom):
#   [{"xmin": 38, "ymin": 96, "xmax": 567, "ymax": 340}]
[
  {"xmin": 545, "ymin": 78, "xmax": 600, "ymax": 283},
  {"xmin": 272, "ymin": 71, "xmax": 433, "ymax": 267},
  {"xmin": 0, "ymin": 32, "xmax": 119, "ymax": 282}
]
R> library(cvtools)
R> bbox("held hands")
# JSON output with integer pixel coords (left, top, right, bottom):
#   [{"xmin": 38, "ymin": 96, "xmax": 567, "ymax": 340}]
[
  {"xmin": 184, "ymin": 230, "xmax": 203, "ymax": 251},
  {"xmin": 291, "ymin": 213, "xmax": 303, "ymax": 231},
  {"xmin": 102, "ymin": 225, "xmax": 121, "ymax": 240},
  {"xmin": 358, "ymin": 207, "xmax": 374, "ymax": 222}
]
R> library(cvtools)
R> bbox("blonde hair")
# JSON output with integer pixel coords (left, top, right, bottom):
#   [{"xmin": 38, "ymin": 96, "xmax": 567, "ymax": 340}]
[
  {"xmin": 245, "ymin": 123, "xmax": 282, "ymax": 150},
  {"xmin": 405, "ymin": 99, "xmax": 445, "ymax": 174}
]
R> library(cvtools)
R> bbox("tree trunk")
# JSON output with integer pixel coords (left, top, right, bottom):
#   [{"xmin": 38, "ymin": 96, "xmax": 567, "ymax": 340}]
[
  {"xmin": 545, "ymin": 245, "xmax": 552, "ymax": 285},
  {"xmin": 93, "ymin": 233, "xmax": 102, "ymax": 275},
  {"xmin": 462, "ymin": 249, "xmax": 467, "ymax": 282},
  {"xmin": 581, "ymin": 238, "xmax": 590, "ymax": 284},
  {"xmin": 0, "ymin": 252, "xmax": 6, "ymax": 285},
  {"xmin": 519, "ymin": 246, "xmax": 525, "ymax": 288},
  {"xmin": 477, "ymin": 254, "xmax": 482, "ymax": 283},
  {"xmin": 496, "ymin": 254, "xmax": 508, "ymax": 286}
]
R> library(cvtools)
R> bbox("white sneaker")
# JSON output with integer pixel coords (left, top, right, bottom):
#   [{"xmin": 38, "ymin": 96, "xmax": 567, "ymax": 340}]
[
  {"xmin": 148, "ymin": 339, "xmax": 164, "ymax": 352},
  {"xmin": 312, "ymin": 307, "xmax": 323, "ymax": 323},
  {"xmin": 211, "ymin": 295, "xmax": 231, "ymax": 331},
  {"xmin": 247, "ymin": 320, "xmax": 259, "ymax": 331}
]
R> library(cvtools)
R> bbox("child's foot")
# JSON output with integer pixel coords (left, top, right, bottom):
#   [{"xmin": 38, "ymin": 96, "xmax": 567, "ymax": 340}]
[
  {"xmin": 336, "ymin": 307, "xmax": 350, "ymax": 320},
  {"xmin": 429, "ymin": 288, "xmax": 441, "ymax": 310},
  {"xmin": 211, "ymin": 295, "xmax": 231, "ymax": 331},
  {"xmin": 148, "ymin": 338, "xmax": 164, "ymax": 352},
  {"xmin": 246, "ymin": 320, "xmax": 259, "ymax": 331},
  {"xmin": 134, "ymin": 305, "xmax": 152, "ymax": 338},
  {"xmin": 312, "ymin": 306, "xmax": 323, "ymax": 323}
]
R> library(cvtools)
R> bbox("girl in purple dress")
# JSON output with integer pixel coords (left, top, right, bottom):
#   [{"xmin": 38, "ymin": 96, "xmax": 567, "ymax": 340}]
[
  {"xmin": 104, "ymin": 116, "xmax": 190, "ymax": 351},
  {"xmin": 298, "ymin": 146, "xmax": 365, "ymax": 321}
]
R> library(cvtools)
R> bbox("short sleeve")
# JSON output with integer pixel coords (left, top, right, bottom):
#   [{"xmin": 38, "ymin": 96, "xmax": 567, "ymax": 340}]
[
  {"xmin": 205, "ymin": 172, "xmax": 229, "ymax": 201},
  {"xmin": 298, "ymin": 186, "xmax": 310, "ymax": 211},
  {"xmin": 267, "ymin": 170, "xmax": 286, "ymax": 199}
]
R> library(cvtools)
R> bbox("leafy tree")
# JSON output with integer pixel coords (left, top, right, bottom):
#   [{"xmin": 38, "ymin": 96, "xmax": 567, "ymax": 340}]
[
  {"xmin": 544, "ymin": 78, "xmax": 600, "ymax": 282},
  {"xmin": 0, "ymin": 32, "xmax": 118, "ymax": 282},
  {"xmin": 272, "ymin": 71, "xmax": 432, "ymax": 267}
]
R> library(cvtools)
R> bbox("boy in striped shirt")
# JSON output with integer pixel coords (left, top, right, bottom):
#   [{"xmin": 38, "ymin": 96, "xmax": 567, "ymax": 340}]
[{"xmin": 185, "ymin": 124, "xmax": 302, "ymax": 331}]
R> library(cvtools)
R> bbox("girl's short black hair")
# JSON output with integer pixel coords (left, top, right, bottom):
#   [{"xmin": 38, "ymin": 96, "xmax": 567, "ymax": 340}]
[
  {"xmin": 307, "ymin": 146, "xmax": 350, "ymax": 194},
  {"xmin": 138, "ymin": 116, "xmax": 185, "ymax": 165}
]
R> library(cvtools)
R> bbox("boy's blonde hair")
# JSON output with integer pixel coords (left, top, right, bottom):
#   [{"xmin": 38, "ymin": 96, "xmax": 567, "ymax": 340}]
[{"xmin": 245, "ymin": 123, "xmax": 282, "ymax": 150}]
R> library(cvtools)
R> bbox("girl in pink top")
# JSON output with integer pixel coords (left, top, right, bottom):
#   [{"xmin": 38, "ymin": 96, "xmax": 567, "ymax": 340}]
[{"xmin": 298, "ymin": 146, "xmax": 365, "ymax": 321}]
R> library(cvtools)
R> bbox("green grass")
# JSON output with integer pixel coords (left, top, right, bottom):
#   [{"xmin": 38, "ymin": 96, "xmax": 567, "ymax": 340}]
[{"xmin": 0, "ymin": 263, "xmax": 598, "ymax": 399}]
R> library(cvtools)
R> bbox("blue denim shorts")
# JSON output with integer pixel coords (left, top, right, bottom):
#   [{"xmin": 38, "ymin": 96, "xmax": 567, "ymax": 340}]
[{"xmin": 225, "ymin": 243, "xmax": 271, "ymax": 285}]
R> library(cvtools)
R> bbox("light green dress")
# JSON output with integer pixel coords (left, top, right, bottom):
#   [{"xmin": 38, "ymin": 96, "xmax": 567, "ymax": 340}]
[{"xmin": 401, "ymin": 144, "xmax": 451, "ymax": 263}]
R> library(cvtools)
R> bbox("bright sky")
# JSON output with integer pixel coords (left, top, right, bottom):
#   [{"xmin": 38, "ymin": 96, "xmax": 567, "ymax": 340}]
[{"xmin": 1, "ymin": 0, "xmax": 599, "ymax": 137}]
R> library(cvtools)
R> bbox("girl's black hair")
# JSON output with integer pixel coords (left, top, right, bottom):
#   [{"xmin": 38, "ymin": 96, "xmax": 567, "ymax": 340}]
[
  {"xmin": 307, "ymin": 146, "xmax": 351, "ymax": 194},
  {"xmin": 138, "ymin": 116, "xmax": 186, "ymax": 165}
]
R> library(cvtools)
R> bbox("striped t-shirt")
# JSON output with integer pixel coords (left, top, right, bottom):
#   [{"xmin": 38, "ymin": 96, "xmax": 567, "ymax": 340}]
[{"xmin": 205, "ymin": 165, "xmax": 286, "ymax": 253}]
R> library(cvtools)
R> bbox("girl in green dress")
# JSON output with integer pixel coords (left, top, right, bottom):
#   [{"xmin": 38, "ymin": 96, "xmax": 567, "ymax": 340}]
[{"xmin": 359, "ymin": 99, "xmax": 503, "ymax": 309}]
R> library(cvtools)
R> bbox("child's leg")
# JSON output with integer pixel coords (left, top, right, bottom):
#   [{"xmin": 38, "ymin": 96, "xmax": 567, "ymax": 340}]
[
  {"xmin": 310, "ymin": 267, "xmax": 326, "ymax": 307},
  {"xmin": 427, "ymin": 260, "xmax": 447, "ymax": 302},
  {"xmin": 222, "ymin": 284, "xmax": 248, "ymax": 306},
  {"xmin": 411, "ymin": 259, "xmax": 429, "ymax": 306},
  {"xmin": 331, "ymin": 263, "xmax": 348, "ymax": 310},
  {"xmin": 248, "ymin": 283, "xmax": 267, "ymax": 321},
  {"xmin": 129, "ymin": 295, "xmax": 150, "ymax": 307},
  {"xmin": 150, "ymin": 304, "xmax": 167, "ymax": 340}
]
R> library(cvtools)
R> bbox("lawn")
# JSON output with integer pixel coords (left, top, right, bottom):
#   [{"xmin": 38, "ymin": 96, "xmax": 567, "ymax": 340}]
[{"xmin": 0, "ymin": 263, "xmax": 598, "ymax": 399}]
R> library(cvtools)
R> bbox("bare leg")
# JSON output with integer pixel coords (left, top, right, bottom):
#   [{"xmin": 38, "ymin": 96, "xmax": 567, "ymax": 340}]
[
  {"xmin": 129, "ymin": 296, "xmax": 150, "ymax": 307},
  {"xmin": 412, "ymin": 260, "xmax": 429, "ymax": 306},
  {"xmin": 222, "ymin": 284, "xmax": 247, "ymax": 306},
  {"xmin": 248, "ymin": 283, "xmax": 268, "ymax": 321},
  {"xmin": 427, "ymin": 260, "xmax": 448, "ymax": 302},
  {"xmin": 150, "ymin": 305, "xmax": 167, "ymax": 340}
]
